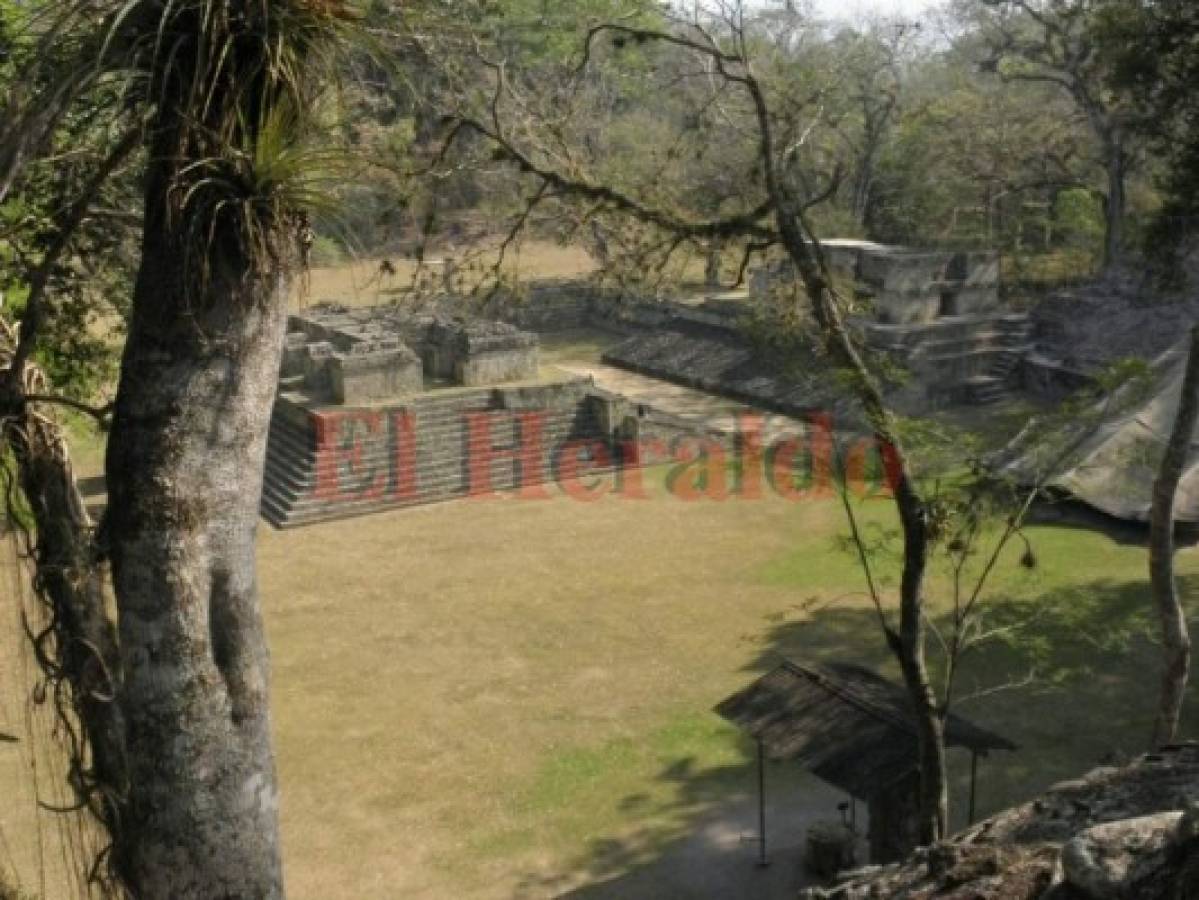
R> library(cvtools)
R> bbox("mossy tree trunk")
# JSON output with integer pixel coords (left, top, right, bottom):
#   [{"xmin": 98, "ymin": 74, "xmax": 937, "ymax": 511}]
[{"xmin": 102, "ymin": 143, "xmax": 292, "ymax": 896}]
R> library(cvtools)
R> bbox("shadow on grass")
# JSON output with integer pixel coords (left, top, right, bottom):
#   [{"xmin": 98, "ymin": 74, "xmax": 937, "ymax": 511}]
[
  {"xmin": 1027, "ymin": 499, "xmax": 1199, "ymax": 548},
  {"xmin": 941, "ymin": 573, "xmax": 1199, "ymax": 819},
  {"xmin": 750, "ymin": 572, "xmax": 1198, "ymax": 824},
  {"xmin": 514, "ymin": 733, "xmax": 829, "ymax": 900},
  {"xmin": 517, "ymin": 571, "xmax": 1196, "ymax": 899}
]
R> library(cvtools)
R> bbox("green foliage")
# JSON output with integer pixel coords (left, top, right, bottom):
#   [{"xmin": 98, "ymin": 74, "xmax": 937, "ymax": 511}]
[
  {"xmin": 0, "ymin": 25, "xmax": 136, "ymax": 399},
  {"xmin": 1003, "ymin": 248, "xmax": 1099, "ymax": 290},
  {"xmin": 474, "ymin": 0, "xmax": 665, "ymax": 65},
  {"xmin": 178, "ymin": 102, "xmax": 357, "ymax": 291},
  {"xmin": 1092, "ymin": 356, "xmax": 1151, "ymax": 395},
  {"xmin": 737, "ymin": 282, "xmax": 826, "ymax": 376},
  {"xmin": 1053, "ymin": 188, "xmax": 1105, "ymax": 247},
  {"xmin": 0, "ymin": 0, "xmax": 33, "ymax": 75},
  {"xmin": 309, "ymin": 0, "xmax": 1157, "ymax": 277},
  {"xmin": 0, "ymin": 450, "xmax": 35, "ymax": 532},
  {"xmin": 310, "ymin": 235, "xmax": 346, "ymax": 267},
  {"xmin": 874, "ymin": 50, "xmax": 1095, "ymax": 252},
  {"xmin": 1096, "ymin": 0, "xmax": 1199, "ymax": 277}
]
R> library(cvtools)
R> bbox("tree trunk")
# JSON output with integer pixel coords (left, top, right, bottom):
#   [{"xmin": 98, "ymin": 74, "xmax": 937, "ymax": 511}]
[
  {"xmin": 103, "ymin": 160, "xmax": 289, "ymax": 896},
  {"xmin": 1149, "ymin": 326, "xmax": 1199, "ymax": 748},
  {"xmin": 15, "ymin": 427, "xmax": 127, "ymax": 812},
  {"xmin": 896, "ymin": 632, "xmax": 940, "ymax": 843},
  {"xmin": 892, "ymin": 485, "xmax": 947, "ymax": 844},
  {"xmin": 1103, "ymin": 130, "xmax": 1126, "ymax": 270},
  {"xmin": 589, "ymin": 219, "xmax": 611, "ymax": 269},
  {"xmin": 770, "ymin": 200, "xmax": 947, "ymax": 844},
  {"xmin": 705, "ymin": 241, "xmax": 722, "ymax": 288},
  {"xmin": 852, "ymin": 142, "xmax": 878, "ymax": 232}
]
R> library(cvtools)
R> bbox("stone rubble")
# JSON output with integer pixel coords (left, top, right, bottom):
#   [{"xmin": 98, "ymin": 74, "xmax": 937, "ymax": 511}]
[{"xmin": 799, "ymin": 744, "xmax": 1199, "ymax": 900}]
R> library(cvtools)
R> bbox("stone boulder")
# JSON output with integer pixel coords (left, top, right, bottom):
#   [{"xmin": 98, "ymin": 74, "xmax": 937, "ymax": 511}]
[
  {"xmin": 798, "ymin": 744, "xmax": 1199, "ymax": 900},
  {"xmin": 1061, "ymin": 804, "xmax": 1199, "ymax": 900}
]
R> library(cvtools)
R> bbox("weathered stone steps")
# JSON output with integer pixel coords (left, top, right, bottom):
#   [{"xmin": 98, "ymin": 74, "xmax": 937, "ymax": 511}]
[
  {"xmin": 863, "ymin": 312, "xmax": 1033, "ymax": 407},
  {"xmin": 261, "ymin": 443, "xmax": 622, "ymax": 527},
  {"xmin": 260, "ymin": 388, "xmax": 617, "ymax": 527},
  {"xmin": 963, "ymin": 375, "xmax": 1009, "ymax": 405},
  {"xmin": 262, "ymin": 417, "xmax": 608, "ymax": 499}
]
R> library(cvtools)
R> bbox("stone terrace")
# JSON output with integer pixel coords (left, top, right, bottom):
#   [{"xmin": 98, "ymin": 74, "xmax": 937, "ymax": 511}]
[{"xmin": 262, "ymin": 304, "xmax": 617, "ymax": 527}]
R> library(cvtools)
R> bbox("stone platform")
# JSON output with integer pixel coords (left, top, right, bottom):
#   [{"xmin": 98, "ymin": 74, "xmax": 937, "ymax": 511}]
[
  {"xmin": 261, "ymin": 378, "xmax": 620, "ymax": 527},
  {"xmin": 600, "ymin": 240, "xmax": 1024, "ymax": 415},
  {"xmin": 283, "ymin": 303, "xmax": 541, "ymax": 403},
  {"xmin": 861, "ymin": 312, "xmax": 1034, "ymax": 409},
  {"xmin": 263, "ymin": 303, "xmax": 616, "ymax": 526},
  {"xmin": 602, "ymin": 319, "xmax": 854, "ymax": 421}
]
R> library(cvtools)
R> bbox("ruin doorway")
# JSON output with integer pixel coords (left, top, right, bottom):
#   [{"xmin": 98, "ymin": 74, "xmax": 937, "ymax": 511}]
[{"xmin": 939, "ymin": 289, "xmax": 959, "ymax": 317}]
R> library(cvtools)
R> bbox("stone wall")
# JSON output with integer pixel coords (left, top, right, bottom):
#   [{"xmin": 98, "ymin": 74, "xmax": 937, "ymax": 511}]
[
  {"xmin": 862, "ymin": 247, "xmax": 1001, "ymax": 324},
  {"xmin": 488, "ymin": 279, "xmax": 598, "ymax": 331},
  {"xmin": 328, "ymin": 344, "xmax": 423, "ymax": 404},
  {"xmin": 861, "ymin": 313, "xmax": 1034, "ymax": 411},
  {"xmin": 285, "ymin": 304, "xmax": 544, "ymax": 402},
  {"xmin": 283, "ymin": 333, "xmax": 424, "ymax": 404},
  {"xmin": 423, "ymin": 318, "xmax": 540, "ymax": 386},
  {"xmin": 751, "ymin": 242, "xmax": 1001, "ymax": 326},
  {"xmin": 261, "ymin": 378, "xmax": 619, "ymax": 527},
  {"xmin": 266, "ymin": 304, "xmax": 568, "ymax": 525}
]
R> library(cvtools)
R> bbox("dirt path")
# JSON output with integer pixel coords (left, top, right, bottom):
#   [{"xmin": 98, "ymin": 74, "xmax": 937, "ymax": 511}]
[{"xmin": 553, "ymin": 773, "xmax": 859, "ymax": 899}]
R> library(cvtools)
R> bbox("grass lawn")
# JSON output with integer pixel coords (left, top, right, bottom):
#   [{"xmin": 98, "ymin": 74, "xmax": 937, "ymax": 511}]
[
  {"xmin": 251, "ymin": 467, "xmax": 1197, "ymax": 898},
  {"xmin": 0, "ymin": 297, "xmax": 1195, "ymax": 897},
  {"xmin": 3, "ymin": 455, "xmax": 1195, "ymax": 898},
  {"xmin": 537, "ymin": 329, "xmax": 627, "ymax": 369},
  {"xmin": 296, "ymin": 240, "xmax": 598, "ymax": 309}
]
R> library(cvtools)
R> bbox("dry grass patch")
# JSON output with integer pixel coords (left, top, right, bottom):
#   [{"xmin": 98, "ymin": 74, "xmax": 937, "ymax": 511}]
[
  {"xmin": 1, "ymin": 414, "xmax": 1196, "ymax": 899},
  {"xmin": 296, "ymin": 240, "xmax": 598, "ymax": 309},
  {"xmin": 260, "ymin": 473, "xmax": 848, "ymax": 898},
  {"xmin": 259, "ymin": 473, "xmax": 1199, "ymax": 898}
]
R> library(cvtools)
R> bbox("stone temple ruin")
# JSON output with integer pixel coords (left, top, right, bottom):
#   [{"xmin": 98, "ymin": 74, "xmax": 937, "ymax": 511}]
[
  {"xmin": 605, "ymin": 240, "xmax": 1033, "ymax": 416},
  {"xmin": 263, "ymin": 304, "xmax": 617, "ymax": 527},
  {"xmin": 262, "ymin": 239, "xmax": 1188, "ymax": 529},
  {"xmin": 283, "ymin": 305, "xmax": 542, "ymax": 404},
  {"xmin": 828, "ymin": 240, "xmax": 1034, "ymax": 409},
  {"xmin": 262, "ymin": 241, "xmax": 1038, "ymax": 527},
  {"xmin": 778, "ymin": 239, "xmax": 1005, "ymax": 324}
]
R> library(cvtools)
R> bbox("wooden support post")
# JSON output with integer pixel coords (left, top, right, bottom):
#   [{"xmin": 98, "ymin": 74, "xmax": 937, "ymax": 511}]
[
  {"xmin": 968, "ymin": 751, "xmax": 979, "ymax": 826},
  {"xmin": 757, "ymin": 739, "xmax": 770, "ymax": 868}
]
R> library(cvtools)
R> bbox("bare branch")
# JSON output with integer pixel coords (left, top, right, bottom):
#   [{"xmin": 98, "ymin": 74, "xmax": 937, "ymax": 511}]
[
  {"xmin": 953, "ymin": 670, "xmax": 1038, "ymax": 709},
  {"xmin": 448, "ymin": 117, "xmax": 777, "ymax": 242},
  {"xmin": 24, "ymin": 394, "xmax": 115, "ymax": 425}
]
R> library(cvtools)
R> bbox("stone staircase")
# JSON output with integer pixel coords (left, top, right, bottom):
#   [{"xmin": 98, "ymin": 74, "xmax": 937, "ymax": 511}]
[
  {"xmin": 261, "ymin": 383, "xmax": 619, "ymax": 528},
  {"xmin": 961, "ymin": 314, "xmax": 1035, "ymax": 406},
  {"xmin": 862, "ymin": 312, "xmax": 1034, "ymax": 408}
]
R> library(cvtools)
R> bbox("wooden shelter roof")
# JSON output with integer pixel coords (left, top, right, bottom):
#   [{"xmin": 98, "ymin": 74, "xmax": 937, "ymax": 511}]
[{"xmin": 715, "ymin": 660, "xmax": 1016, "ymax": 801}]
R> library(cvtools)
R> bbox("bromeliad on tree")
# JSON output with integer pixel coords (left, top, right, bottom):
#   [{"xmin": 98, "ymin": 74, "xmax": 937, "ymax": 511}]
[{"xmin": 0, "ymin": 1, "xmax": 367, "ymax": 896}]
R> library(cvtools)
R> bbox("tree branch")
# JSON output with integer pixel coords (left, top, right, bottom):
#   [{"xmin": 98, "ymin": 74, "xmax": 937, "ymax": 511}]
[
  {"xmin": 7, "ymin": 123, "xmax": 142, "ymax": 380},
  {"xmin": 24, "ymin": 394, "xmax": 115, "ymax": 425},
  {"xmin": 448, "ymin": 117, "xmax": 777, "ymax": 242}
]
